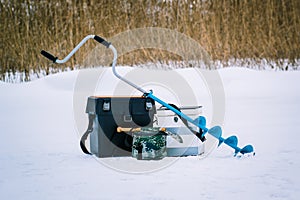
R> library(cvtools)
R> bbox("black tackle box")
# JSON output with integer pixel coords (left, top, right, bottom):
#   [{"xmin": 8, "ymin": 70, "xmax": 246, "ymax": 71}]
[{"xmin": 84, "ymin": 96, "xmax": 156, "ymax": 157}]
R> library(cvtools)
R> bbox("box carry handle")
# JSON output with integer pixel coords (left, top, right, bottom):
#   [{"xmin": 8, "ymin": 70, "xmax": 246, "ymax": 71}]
[{"xmin": 80, "ymin": 114, "xmax": 95, "ymax": 155}]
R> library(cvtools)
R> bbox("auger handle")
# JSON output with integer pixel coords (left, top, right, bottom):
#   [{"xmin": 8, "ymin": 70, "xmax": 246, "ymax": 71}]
[{"xmin": 40, "ymin": 35, "xmax": 110, "ymax": 64}]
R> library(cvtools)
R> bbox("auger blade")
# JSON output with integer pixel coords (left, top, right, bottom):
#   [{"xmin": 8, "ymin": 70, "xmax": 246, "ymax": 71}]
[
  {"xmin": 208, "ymin": 126, "xmax": 222, "ymax": 139},
  {"xmin": 224, "ymin": 136, "xmax": 238, "ymax": 147},
  {"xmin": 194, "ymin": 116, "xmax": 206, "ymax": 127},
  {"xmin": 240, "ymin": 145, "xmax": 254, "ymax": 154}
]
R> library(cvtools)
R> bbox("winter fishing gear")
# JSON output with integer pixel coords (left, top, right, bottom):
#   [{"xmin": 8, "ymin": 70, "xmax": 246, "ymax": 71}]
[{"xmin": 41, "ymin": 35, "xmax": 254, "ymax": 158}]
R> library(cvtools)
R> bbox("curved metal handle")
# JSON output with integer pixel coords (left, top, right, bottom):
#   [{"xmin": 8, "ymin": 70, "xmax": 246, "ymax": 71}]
[
  {"xmin": 41, "ymin": 35, "xmax": 110, "ymax": 64},
  {"xmin": 41, "ymin": 34, "xmax": 146, "ymax": 92}
]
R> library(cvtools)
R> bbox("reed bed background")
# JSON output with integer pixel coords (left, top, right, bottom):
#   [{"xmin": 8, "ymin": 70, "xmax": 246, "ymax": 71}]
[{"xmin": 1, "ymin": 0, "xmax": 299, "ymax": 81}]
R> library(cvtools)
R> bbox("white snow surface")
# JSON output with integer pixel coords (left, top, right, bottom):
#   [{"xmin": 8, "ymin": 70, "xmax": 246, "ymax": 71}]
[{"xmin": 0, "ymin": 67, "xmax": 300, "ymax": 200}]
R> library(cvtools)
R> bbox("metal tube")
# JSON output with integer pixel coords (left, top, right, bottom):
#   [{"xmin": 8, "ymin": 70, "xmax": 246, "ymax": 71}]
[
  {"xmin": 56, "ymin": 35, "xmax": 95, "ymax": 64},
  {"xmin": 109, "ymin": 45, "xmax": 147, "ymax": 94}
]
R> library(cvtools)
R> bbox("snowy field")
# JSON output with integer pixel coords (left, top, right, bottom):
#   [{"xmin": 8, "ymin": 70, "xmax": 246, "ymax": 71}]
[{"xmin": 0, "ymin": 67, "xmax": 300, "ymax": 200}]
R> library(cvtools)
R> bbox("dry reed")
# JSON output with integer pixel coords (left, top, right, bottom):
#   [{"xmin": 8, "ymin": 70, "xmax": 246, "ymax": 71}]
[{"xmin": 0, "ymin": 0, "xmax": 299, "ymax": 81}]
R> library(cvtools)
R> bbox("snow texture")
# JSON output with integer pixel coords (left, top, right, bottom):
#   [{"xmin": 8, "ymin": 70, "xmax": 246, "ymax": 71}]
[{"xmin": 0, "ymin": 67, "xmax": 299, "ymax": 200}]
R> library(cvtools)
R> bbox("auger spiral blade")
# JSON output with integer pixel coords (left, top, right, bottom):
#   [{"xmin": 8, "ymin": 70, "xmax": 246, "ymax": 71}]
[
  {"xmin": 206, "ymin": 126, "xmax": 254, "ymax": 156},
  {"xmin": 240, "ymin": 145, "xmax": 254, "ymax": 155},
  {"xmin": 224, "ymin": 135, "xmax": 238, "ymax": 147},
  {"xmin": 207, "ymin": 126, "xmax": 222, "ymax": 138}
]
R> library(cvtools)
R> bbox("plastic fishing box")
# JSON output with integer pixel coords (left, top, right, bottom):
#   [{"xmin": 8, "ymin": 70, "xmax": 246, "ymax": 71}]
[{"xmin": 156, "ymin": 105, "xmax": 204, "ymax": 156}]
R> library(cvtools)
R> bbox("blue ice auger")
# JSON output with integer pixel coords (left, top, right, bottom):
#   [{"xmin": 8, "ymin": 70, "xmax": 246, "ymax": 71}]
[
  {"xmin": 145, "ymin": 92, "xmax": 254, "ymax": 156},
  {"xmin": 40, "ymin": 35, "xmax": 254, "ymax": 156}
]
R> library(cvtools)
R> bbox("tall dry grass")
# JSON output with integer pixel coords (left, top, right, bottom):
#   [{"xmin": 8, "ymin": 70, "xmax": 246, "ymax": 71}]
[{"xmin": 0, "ymin": 0, "xmax": 299, "ymax": 80}]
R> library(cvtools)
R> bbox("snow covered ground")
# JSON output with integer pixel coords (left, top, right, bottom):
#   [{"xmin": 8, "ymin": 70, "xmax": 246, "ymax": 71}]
[{"xmin": 0, "ymin": 67, "xmax": 299, "ymax": 200}]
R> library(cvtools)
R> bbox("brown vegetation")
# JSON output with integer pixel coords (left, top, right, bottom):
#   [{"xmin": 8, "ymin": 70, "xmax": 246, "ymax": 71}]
[{"xmin": 0, "ymin": 0, "xmax": 299, "ymax": 80}]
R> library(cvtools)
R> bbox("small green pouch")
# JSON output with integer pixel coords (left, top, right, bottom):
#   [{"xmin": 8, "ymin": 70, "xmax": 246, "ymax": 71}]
[{"xmin": 132, "ymin": 127, "xmax": 167, "ymax": 160}]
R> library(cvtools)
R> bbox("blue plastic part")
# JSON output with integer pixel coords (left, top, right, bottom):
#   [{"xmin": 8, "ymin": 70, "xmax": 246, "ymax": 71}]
[
  {"xmin": 240, "ymin": 145, "xmax": 254, "ymax": 154},
  {"xmin": 208, "ymin": 126, "xmax": 222, "ymax": 138},
  {"xmin": 224, "ymin": 136, "xmax": 238, "ymax": 147},
  {"xmin": 193, "ymin": 116, "xmax": 206, "ymax": 128}
]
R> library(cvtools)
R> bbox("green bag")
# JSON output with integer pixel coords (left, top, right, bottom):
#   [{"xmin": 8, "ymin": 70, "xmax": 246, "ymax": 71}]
[{"xmin": 132, "ymin": 127, "xmax": 167, "ymax": 160}]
